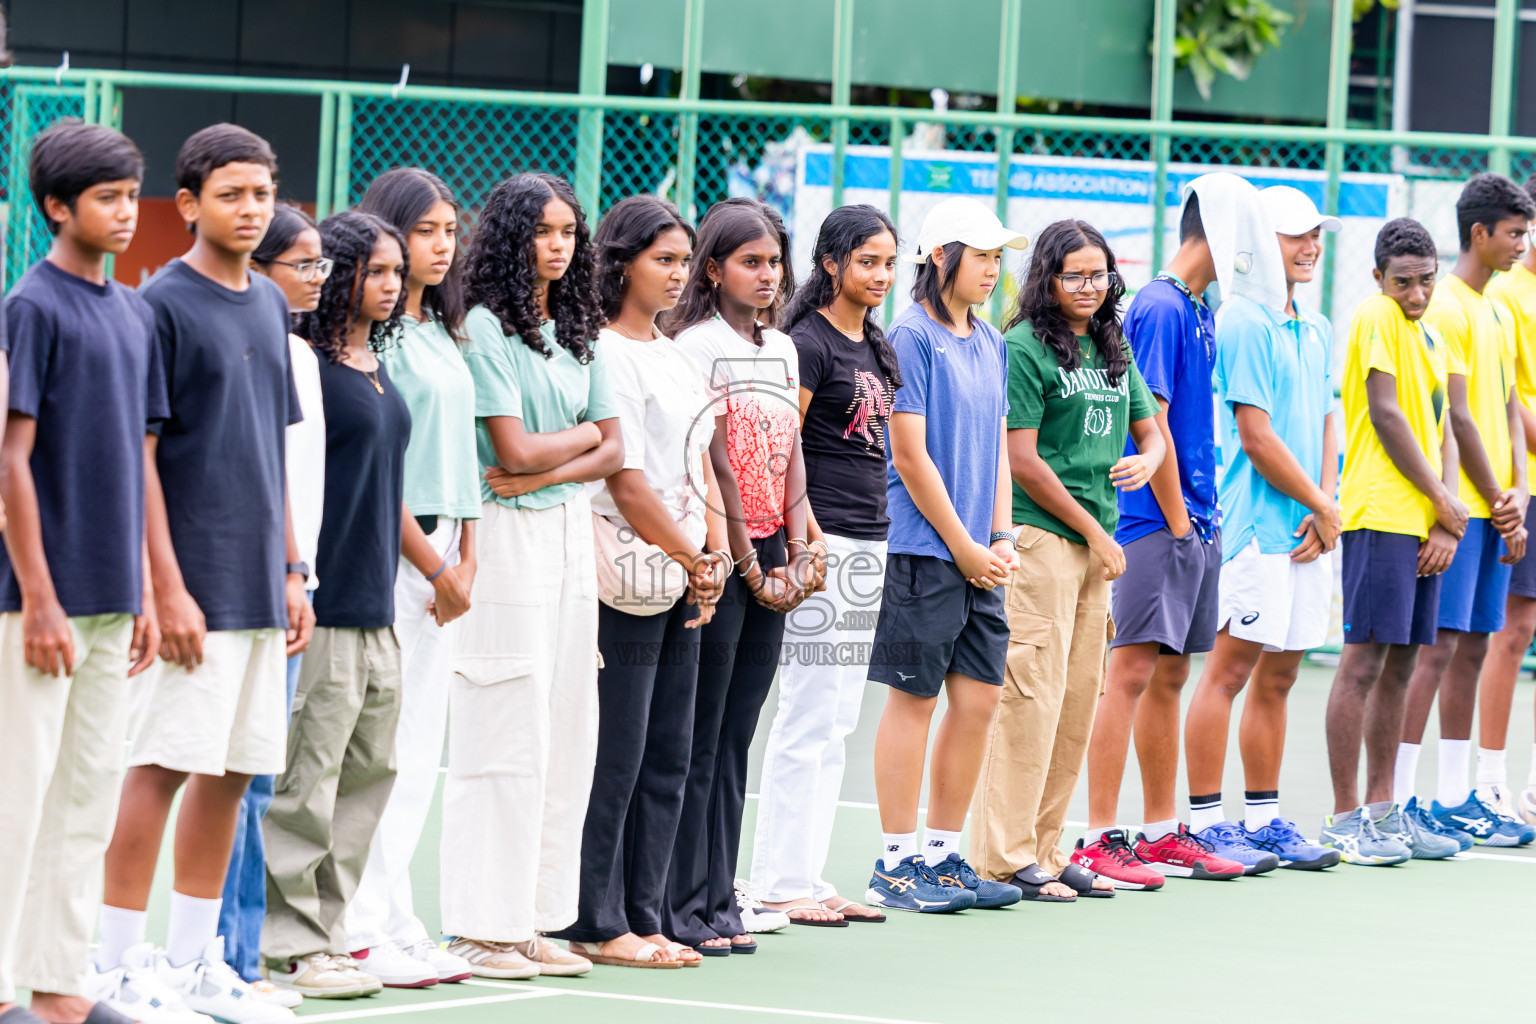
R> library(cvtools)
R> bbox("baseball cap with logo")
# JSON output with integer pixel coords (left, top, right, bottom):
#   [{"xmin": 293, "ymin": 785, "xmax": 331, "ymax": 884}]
[
  {"xmin": 905, "ymin": 196, "xmax": 1029, "ymax": 263},
  {"xmin": 1261, "ymin": 185, "xmax": 1342, "ymax": 236}
]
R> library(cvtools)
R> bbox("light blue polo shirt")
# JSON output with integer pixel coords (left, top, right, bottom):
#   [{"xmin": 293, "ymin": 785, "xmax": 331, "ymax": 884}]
[{"xmin": 1214, "ymin": 294, "xmax": 1334, "ymax": 562}]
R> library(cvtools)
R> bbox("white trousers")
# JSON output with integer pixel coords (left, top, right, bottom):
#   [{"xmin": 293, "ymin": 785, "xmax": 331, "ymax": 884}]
[
  {"xmin": 344, "ymin": 519, "xmax": 461, "ymax": 950},
  {"xmin": 749, "ymin": 533, "xmax": 885, "ymax": 903},
  {"xmin": 0, "ymin": 612, "xmax": 133, "ymax": 1000},
  {"xmin": 440, "ymin": 498, "xmax": 599, "ymax": 941}
]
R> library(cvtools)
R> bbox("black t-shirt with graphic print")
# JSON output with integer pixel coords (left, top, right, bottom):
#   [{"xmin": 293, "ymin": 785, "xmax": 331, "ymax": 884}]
[{"xmin": 791, "ymin": 312, "xmax": 897, "ymax": 541}]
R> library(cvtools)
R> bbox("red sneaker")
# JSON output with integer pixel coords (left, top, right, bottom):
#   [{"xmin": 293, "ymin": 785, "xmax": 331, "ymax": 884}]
[
  {"xmin": 1070, "ymin": 828, "xmax": 1165, "ymax": 890},
  {"xmin": 1133, "ymin": 824, "xmax": 1244, "ymax": 880}
]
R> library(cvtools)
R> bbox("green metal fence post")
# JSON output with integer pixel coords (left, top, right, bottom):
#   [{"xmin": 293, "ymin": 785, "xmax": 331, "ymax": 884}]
[
  {"xmin": 1320, "ymin": 0, "xmax": 1353, "ymax": 320},
  {"xmin": 992, "ymin": 0, "xmax": 1022, "ymax": 322},
  {"xmin": 829, "ymin": 0, "xmax": 855, "ymax": 211},
  {"xmin": 674, "ymin": 0, "xmax": 706, "ymax": 221},
  {"xmin": 332, "ymin": 92, "xmax": 353, "ymax": 211},
  {"xmin": 315, "ymin": 91, "xmax": 336, "ymax": 219},
  {"xmin": 1149, "ymin": 0, "xmax": 1177, "ymax": 276},
  {"xmin": 82, "ymin": 76, "xmax": 99, "ymax": 124},
  {"xmin": 1489, "ymin": 0, "xmax": 1519, "ymax": 176},
  {"xmin": 886, "ymin": 112, "xmax": 903, "ymax": 324},
  {"xmin": 575, "ymin": 0, "xmax": 610, "ymax": 214}
]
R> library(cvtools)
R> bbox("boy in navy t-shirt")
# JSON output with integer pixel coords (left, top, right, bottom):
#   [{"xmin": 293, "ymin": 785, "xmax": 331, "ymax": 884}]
[
  {"xmin": 0, "ymin": 122, "xmax": 166, "ymax": 1024},
  {"xmin": 93, "ymin": 125, "xmax": 312, "ymax": 1023}
]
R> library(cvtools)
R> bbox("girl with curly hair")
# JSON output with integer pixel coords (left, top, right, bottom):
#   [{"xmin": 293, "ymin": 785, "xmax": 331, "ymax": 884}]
[
  {"xmin": 343, "ymin": 169, "xmax": 479, "ymax": 988},
  {"xmin": 662, "ymin": 198, "xmax": 821, "ymax": 955},
  {"xmin": 264, "ymin": 209, "xmax": 417, "ymax": 997},
  {"xmin": 969, "ymin": 219, "xmax": 1164, "ymax": 901},
  {"xmin": 441, "ymin": 173, "xmax": 621, "ymax": 980}
]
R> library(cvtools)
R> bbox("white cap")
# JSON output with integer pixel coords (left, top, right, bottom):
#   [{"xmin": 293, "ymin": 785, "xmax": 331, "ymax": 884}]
[
  {"xmin": 905, "ymin": 197, "xmax": 1029, "ymax": 263},
  {"xmin": 1261, "ymin": 185, "xmax": 1342, "ymax": 235}
]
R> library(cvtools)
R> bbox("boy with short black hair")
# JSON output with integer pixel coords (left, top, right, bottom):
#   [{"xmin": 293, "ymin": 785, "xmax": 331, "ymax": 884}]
[
  {"xmin": 94, "ymin": 123, "xmax": 312, "ymax": 1024},
  {"xmin": 0, "ymin": 120, "xmax": 163, "ymax": 1024},
  {"xmin": 1395, "ymin": 174, "xmax": 1536, "ymax": 848}
]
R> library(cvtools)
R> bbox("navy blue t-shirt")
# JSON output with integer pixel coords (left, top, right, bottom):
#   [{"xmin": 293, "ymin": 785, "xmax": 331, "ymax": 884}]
[
  {"xmin": 1115, "ymin": 278, "xmax": 1220, "ymax": 545},
  {"xmin": 312, "ymin": 352, "xmax": 412, "ymax": 629},
  {"xmin": 141, "ymin": 259, "xmax": 300, "ymax": 632},
  {"xmin": 0, "ymin": 260, "xmax": 168, "ymax": 616}
]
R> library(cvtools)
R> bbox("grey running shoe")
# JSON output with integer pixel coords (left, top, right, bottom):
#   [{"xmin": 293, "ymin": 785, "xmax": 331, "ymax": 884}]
[
  {"xmin": 1375, "ymin": 803, "xmax": 1458, "ymax": 860},
  {"xmin": 1318, "ymin": 807, "xmax": 1411, "ymax": 866}
]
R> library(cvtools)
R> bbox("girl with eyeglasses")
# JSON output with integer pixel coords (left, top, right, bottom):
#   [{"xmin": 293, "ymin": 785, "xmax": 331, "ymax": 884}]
[{"xmin": 968, "ymin": 219, "xmax": 1165, "ymax": 902}]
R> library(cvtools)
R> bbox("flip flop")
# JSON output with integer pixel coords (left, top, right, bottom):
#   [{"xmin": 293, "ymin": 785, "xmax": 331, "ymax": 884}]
[
  {"xmin": 776, "ymin": 898, "xmax": 849, "ymax": 927},
  {"xmin": 659, "ymin": 941, "xmax": 703, "ymax": 967},
  {"xmin": 728, "ymin": 938, "xmax": 757, "ymax": 954},
  {"xmin": 570, "ymin": 940, "xmax": 684, "ymax": 969},
  {"xmin": 83, "ymin": 1005, "xmax": 136, "ymax": 1024},
  {"xmin": 1060, "ymin": 862, "xmax": 1116, "ymax": 899},
  {"xmin": 691, "ymin": 942, "xmax": 732, "ymax": 958},
  {"xmin": 0, "ymin": 1008, "xmax": 47, "ymax": 1024},
  {"xmin": 822, "ymin": 898, "xmax": 886, "ymax": 923},
  {"xmin": 1009, "ymin": 864, "xmax": 1077, "ymax": 902}
]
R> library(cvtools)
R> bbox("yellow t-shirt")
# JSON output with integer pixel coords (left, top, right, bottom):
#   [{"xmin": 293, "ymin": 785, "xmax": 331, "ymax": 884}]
[
  {"xmin": 1423, "ymin": 274, "xmax": 1515, "ymax": 519},
  {"xmin": 1340, "ymin": 293, "xmax": 1448, "ymax": 540},
  {"xmin": 1485, "ymin": 262, "xmax": 1536, "ymax": 484}
]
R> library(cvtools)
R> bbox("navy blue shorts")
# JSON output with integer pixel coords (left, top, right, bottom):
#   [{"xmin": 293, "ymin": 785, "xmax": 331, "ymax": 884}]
[
  {"xmin": 1438, "ymin": 517, "xmax": 1511, "ymax": 634},
  {"xmin": 1341, "ymin": 528, "xmax": 1443, "ymax": 647},
  {"xmin": 869, "ymin": 553, "xmax": 1008, "ymax": 698},
  {"xmin": 1509, "ymin": 503, "xmax": 1536, "ymax": 600},
  {"xmin": 1109, "ymin": 525, "xmax": 1222, "ymax": 656}
]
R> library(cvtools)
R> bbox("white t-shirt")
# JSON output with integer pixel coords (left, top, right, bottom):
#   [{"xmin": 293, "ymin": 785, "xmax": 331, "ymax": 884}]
[
  {"xmin": 287, "ymin": 333, "xmax": 325, "ymax": 591},
  {"xmin": 674, "ymin": 317, "xmax": 800, "ymax": 539},
  {"xmin": 587, "ymin": 327, "xmax": 714, "ymax": 549}
]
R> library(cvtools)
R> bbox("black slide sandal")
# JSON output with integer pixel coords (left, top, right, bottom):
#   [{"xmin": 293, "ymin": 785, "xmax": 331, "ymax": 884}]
[
  {"xmin": 1009, "ymin": 864, "xmax": 1076, "ymax": 902},
  {"xmin": 0, "ymin": 1009, "xmax": 47, "ymax": 1024},
  {"xmin": 691, "ymin": 942, "xmax": 732, "ymax": 957},
  {"xmin": 82, "ymin": 1005, "xmax": 136, "ymax": 1024},
  {"xmin": 1060, "ymin": 862, "xmax": 1116, "ymax": 898}
]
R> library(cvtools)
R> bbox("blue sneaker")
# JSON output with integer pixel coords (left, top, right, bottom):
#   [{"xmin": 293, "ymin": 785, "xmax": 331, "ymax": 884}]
[
  {"xmin": 866, "ymin": 856, "xmax": 977, "ymax": 913},
  {"xmin": 1432, "ymin": 792, "xmax": 1536, "ymax": 847},
  {"xmin": 1405, "ymin": 796, "xmax": 1472, "ymax": 853},
  {"xmin": 929, "ymin": 853, "xmax": 1022, "ymax": 909},
  {"xmin": 1193, "ymin": 821, "xmax": 1281, "ymax": 875},
  {"xmin": 1242, "ymin": 817, "xmax": 1341, "ymax": 870},
  {"xmin": 1375, "ymin": 802, "xmax": 1458, "ymax": 860}
]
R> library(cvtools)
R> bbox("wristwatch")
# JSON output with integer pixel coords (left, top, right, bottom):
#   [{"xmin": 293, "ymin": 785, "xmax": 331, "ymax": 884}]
[
  {"xmin": 989, "ymin": 531, "xmax": 1018, "ymax": 549},
  {"xmin": 286, "ymin": 561, "xmax": 310, "ymax": 581}
]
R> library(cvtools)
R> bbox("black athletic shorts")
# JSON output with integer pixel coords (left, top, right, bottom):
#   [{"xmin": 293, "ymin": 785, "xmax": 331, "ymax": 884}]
[{"xmin": 868, "ymin": 553, "xmax": 1009, "ymax": 698}]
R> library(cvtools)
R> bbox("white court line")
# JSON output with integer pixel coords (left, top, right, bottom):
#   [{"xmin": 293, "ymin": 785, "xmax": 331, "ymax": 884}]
[
  {"xmin": 296, "ymin": 990, "xmax": 562, "ymax": 1022},
  {"xmin": 463, "ymin": 979, "xmax": 942, "ymax": 1024}
]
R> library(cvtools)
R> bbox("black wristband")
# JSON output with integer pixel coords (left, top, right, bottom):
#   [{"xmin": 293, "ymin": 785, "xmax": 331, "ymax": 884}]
[{"xmin": 989, "ymin": 531, "xmax": 1017, "ymax": 549}]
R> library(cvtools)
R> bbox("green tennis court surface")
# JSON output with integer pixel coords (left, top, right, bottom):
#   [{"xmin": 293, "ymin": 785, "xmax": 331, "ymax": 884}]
[{"xmin": 134, "ymin": 659, "xmax": 1536, "ymax": 1023}]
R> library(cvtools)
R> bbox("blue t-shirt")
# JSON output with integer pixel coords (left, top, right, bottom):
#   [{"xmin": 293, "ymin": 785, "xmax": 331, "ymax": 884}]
[
  {"xmin": 1215, "ymin": 296, "xmax": 1334, "ymax": 560},
  {"xmin": 1116, "ymin": 278, "xmax": 1219, "ymax": 544},
  {"xmin": 141, "ymin": 260, "xmax": 300, "ymax": 632},
  {"xmin": 884, "ymin": 303, "xmax": 1008, "ymax": 560},
  {"xmin": 0, "ymin": 261, "xmax": 168, "ymax": 617}
]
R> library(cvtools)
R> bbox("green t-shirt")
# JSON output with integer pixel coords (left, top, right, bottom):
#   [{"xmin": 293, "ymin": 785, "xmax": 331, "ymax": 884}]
[
  {"xmin": 1005, "ymin": 321, "xmax": 1158, "ymax": 543},
  {"xmin": 380, "ymin": 315, "xmax": 481, "ymax": 520},
  {"xmin": 462, "ymin": 305, "xmax": 619, "ymax": 510}
]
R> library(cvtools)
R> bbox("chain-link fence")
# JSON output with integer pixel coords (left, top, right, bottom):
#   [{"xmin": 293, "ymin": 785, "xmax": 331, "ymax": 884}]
[{"xmin": 3, "ymin": 65, "xmax": 1535, "ymax": 345}]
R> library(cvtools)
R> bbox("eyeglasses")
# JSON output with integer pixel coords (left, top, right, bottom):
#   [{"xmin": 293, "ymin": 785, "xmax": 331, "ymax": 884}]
[
  {"xmin": 1054, "ymin": 271, "xmax": 1118, "ymax": 293},
  {"xmin": 267, "ymin": 257, "xmax": 335, "ymax": 282}
]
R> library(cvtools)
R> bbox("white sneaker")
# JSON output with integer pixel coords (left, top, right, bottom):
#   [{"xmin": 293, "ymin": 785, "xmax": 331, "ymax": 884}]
[
  {"xmin": 350, "ymin": 942, "xmax": 438, "ymax": 988},
  {"xmin": 265, "ymin": 952, "xmax": 380, "ymax": 999},
  {"xmin": 733, "ymin": 878, "xmax": 790, "ymax": 933},
  {"xmin": 1476, "ymin": 784, "xmax": 1519, "ymax": 820},
  {"xmin": 1521, "ymin": 785, "xmax": 1536, "ymax": 825},
  {"xmin": 89, "ymin": 945, "xmax": 214, "ymax": 1024},
  {"xmin": 248, "ymin": 979, "xmax": 303, "ymax": 1009},
  {"xmin": 159, "ymin": 938, "xmax": 295, "ymax": 1023},
  {"xmin": 401, "ymin": 938, "xmax": 472, "ymax": 983}
]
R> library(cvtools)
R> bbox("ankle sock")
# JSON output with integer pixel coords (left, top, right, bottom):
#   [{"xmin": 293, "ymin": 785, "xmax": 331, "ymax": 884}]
[
  {"xmin": 881, "ymin": 832, "xmax": 916, "ymax": 871},
  {"xmin": 94, "ymin": 905, "xmax": 146, "ymax": 971},
  {"xmin": 1529, "ymin": 743, "xmax": 1536, "ymax": 787},
  {"xmin": 1083, "ymin": 826, "xmax": 1113, "ymax": 846},
  {"xmin": 1366, "ymin": 800, "xmax": 1393, "ymax": 820},
  {"xmin": 1244, "ymin": 790, "xmax": 1280, "ymax": 829},
  {"xmin": 921, "ymin": 827, "xmax": 962, "ymax": 862},
  {"xmin": 1188, "ymin": 793, "xmax": 1224, "ymax": 832},
  {"xmin": 1141, "ymin": 818, "xmax": 1180, "ymax": 842},
  {"xmin": 1436, "ymin": 738, "xmax": 1471, "ymax": 808},
  {"xmin": 1476, "ymin": 746, "xmax": 1507, "ymax": 789},
  {"xmin": 165, "ymin": 891, "xmax": 222, "ymax": 967},
  {"xmin": 1393, "ymin": 742, "xmax": 1421, "ymax": 806}
]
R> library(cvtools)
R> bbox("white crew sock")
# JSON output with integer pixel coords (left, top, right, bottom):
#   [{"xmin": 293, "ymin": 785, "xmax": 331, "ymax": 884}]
[
  {"xmin": 94, "ymin": 904, "xmax": 147, "ymax": 971},
  {"xmin": 1083, "ymin": 826, "xmax": 1114, "ymax": 846},
  {"xmin": 1188, "ymin": 793, "xmax": 1224, "ymax": 833},
  {"xmin": 921, "ymin": 827, "xmax": 962, "ymax": 862},
  {"xmin": 1244, "ymin": 790, "xmax": 1280, "ymax": 830},
  {"xmin": 1141, "ymin": 818, "xmax": 1180, "ymax": 842},
  {"xmin": 1529, "ymin": 743, "xmax": 1536, "ymax": 786},
  {"xmin": 881, "ymin": 832, "xmax": 916, "ymax": 871},
  {"xmin": 1436, "ymin": 738, "xmax": 1472, "ymax": 808},
  {"xmin": 1476, "ymin": 746, "xmax": 1508, "ymax": 789},
  {"xmin": 1393, "ymin": 742, "xmax": 1422, "ymax": 806},
  {"xmin": 165, "ymin": 891, "xmax": 222, "ymax": 967}
]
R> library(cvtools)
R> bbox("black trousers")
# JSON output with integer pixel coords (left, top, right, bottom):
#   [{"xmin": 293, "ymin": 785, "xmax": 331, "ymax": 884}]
[
  {"xmin": 665, "ymin": 530, "xmax": 787, "ymax": 945},
  {"xmin": 549, "ymin": 596, "xmax": 701, "ymax": 944}
]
